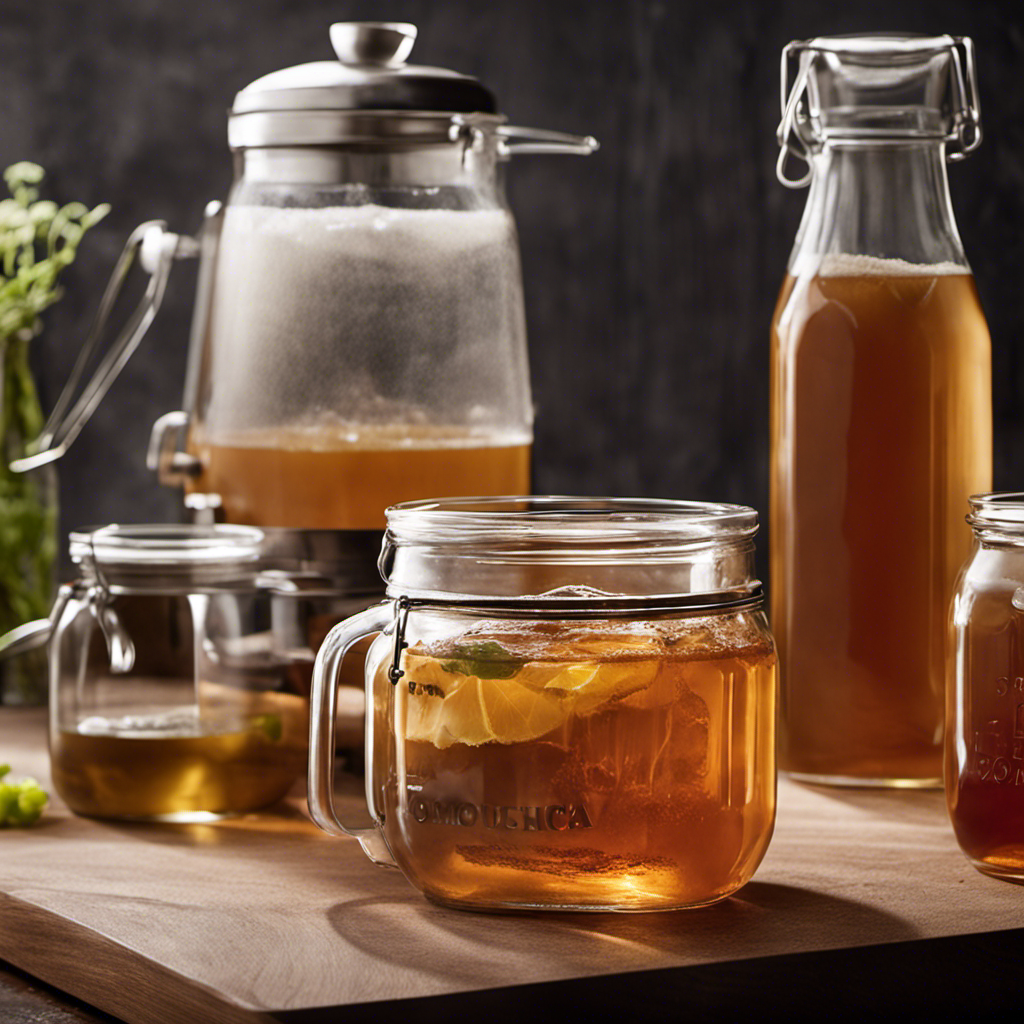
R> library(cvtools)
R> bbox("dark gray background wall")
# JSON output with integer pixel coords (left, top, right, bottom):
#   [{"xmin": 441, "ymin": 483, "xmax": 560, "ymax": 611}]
[{"xmin": 1, "ymin": 0, "xmax": 1022, "ymax": 582}]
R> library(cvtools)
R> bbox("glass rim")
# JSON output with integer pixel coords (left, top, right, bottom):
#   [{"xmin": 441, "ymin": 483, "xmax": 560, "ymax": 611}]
[
  {"xmin": 967, "ymin": 493, "xmax": 1024, "ymax": 532},
  {"xmin": 69, "ymin": 524, "xmax": 266, "ymax": 567},
  {"xmin": 384, "ymin": 496, "xmax": 758, "ymax": 544}
]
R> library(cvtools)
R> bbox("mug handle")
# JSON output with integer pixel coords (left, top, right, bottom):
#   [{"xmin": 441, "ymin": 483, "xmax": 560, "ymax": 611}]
[{"xmin": 308, "ymin": 602, "xmax": 396, "ymax": 867}]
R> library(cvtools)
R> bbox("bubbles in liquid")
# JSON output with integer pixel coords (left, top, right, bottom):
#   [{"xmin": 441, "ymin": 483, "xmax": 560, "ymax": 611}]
[
  {"xmin": 78, "ymin": 708, "xmax": 211, "ymax": 738},
  {"xmin": 204, "ymin": 203, "xmax": 526, "ymax": 435},
  {"xmin": 799, "ymin": 252, "xmax": 966, "ymax": 278}
]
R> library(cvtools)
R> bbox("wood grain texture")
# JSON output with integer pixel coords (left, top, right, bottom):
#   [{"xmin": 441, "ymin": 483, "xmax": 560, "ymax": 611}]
[
  {"xmin": 0, "ymin": 957, "xmax": 125, "ymax": 1024},
  {"xmin": 1, "ymin": 706, "xmax": 1024, "ymax": 1023}
]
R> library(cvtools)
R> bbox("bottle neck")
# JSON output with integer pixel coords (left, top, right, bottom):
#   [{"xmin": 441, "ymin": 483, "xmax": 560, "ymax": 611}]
[{"xmin": 789, "ymin": 141, "xmax": 968, "ymax": 273}]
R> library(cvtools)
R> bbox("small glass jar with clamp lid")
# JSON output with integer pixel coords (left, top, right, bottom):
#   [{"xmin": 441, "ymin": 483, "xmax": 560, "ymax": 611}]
[{"xmin": 43, "ymin": 525, "xmax": 310, "ymax": 821}]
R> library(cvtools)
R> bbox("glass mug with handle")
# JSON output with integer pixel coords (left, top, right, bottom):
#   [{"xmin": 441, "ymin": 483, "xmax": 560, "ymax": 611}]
[{"xmin": 309, "ymin": 497, "xmax": 778, "ymax": 912}]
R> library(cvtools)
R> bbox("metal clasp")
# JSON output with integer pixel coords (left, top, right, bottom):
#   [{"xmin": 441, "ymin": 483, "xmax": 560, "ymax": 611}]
[
  {"xmin": 387, "ymin": 597, "xmax": 411, "ymax": 686},
  {"xmin": 947, "ymin": 36, "xmax": 982, "ymax": 161},
  {"xmin": 776, "ymin": 41, "xmax": 814, "ymax": 189}
]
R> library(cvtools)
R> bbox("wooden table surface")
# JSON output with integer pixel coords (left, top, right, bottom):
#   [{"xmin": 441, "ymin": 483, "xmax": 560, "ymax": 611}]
[{"xmin": 2, "ymin": 706, "xmax": 1023, "ymax": 1022}]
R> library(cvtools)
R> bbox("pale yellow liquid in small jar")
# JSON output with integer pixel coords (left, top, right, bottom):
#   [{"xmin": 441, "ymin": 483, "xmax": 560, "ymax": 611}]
[
  {"xmin": 373, "ymin": 615, "xmax": 777, "ymax": 912},
  {"xmin": 51, "ymin": 691, "xmax": 309, "ymax": 821}
]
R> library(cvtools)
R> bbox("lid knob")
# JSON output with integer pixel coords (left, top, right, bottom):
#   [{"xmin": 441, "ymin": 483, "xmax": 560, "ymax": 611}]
[{"xmin": 329, "ymin": 22, "xmax": 417, "ymax": 67}]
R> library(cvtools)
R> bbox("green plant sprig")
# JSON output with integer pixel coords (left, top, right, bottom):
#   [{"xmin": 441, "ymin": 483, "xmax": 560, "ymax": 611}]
[
  {"xmin": 0, "ymin": 163, "xmax": 108, "ymax": 702},
  {"xmin": 0, "ymin": 162, "xmax": 109, "ymax": 346}
]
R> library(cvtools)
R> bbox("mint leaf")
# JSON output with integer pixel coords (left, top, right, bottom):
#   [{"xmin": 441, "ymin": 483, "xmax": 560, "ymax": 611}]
[
  {"xmin": 251, "ymin": 714, "xmax": 283, "ymax": 742},
  {"xmin": 440, "ymin": 641, "xmax": 525, "ymax": 680}
]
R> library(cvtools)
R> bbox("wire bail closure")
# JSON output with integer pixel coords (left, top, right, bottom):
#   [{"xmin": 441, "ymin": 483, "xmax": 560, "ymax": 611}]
[
  {"xmin": 947, "ymin": 36, "xmax": 983, "ymax": 162},
  {"xmin": 776, "ymin": 35, "xmax": 983, "ymax": 189},
  {"xmin": 776, "ymin": 42, "xmax": 814, "ymax": 189},
  {"xmin": 383, "ymin": 586, "xmax": 765, "ymax": 688}
]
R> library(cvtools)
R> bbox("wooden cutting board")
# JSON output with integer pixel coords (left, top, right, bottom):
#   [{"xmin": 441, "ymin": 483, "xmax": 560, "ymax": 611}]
[{"xmin": 1, "ymin": 706, "xmax": 1022, "ymax": 1023}]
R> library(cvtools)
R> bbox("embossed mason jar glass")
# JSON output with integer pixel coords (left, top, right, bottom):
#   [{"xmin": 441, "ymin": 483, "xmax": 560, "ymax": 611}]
[
  {"xmin": 309, "ymin": 497, "xmax": 778, "ymax": 912},
  {"xmin": 947, "ymin": 494, "xmax": 1024, "ymax": 880}
]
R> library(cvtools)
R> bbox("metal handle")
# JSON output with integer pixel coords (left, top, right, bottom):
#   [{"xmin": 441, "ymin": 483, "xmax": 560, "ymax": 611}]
[
  {"xmin": 308, "ymin": 602, "xmax": 396, "ymax": 867},
  {"xmin": 0, "ymin": 584, "xmax": 72, "ymax": 662},
  {"xmin": 0, "ymin": 618, "xmax": 54, "ymax": 661},
  {"xmin": 9, "ymin": 221, "xmax": 198, "ymax": 474},
  {"xmin": 495, "ymin": 124, "xmax": 599, "ymax": 157}
]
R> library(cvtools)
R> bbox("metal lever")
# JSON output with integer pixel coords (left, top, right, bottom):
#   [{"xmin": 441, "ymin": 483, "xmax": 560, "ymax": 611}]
[
  {"xmin": 947, "ymin": 36, "xmax": 983, "ymax": 161},
  {"xmin": 147, "ymin": 410, "xmax": 200, "ymax": 485},
  {"xmin": 0, "ymin": 584, "xmax": 72, "ymax": 663},
  {"xmin": 9, "ymin": 221, "xmax": 198, "ymax": 474},
  {"xmin": 494, "ymin": 124, "xmax": 599, "ymax": 157},
  {"xmin": 776, "ymin": 42, "xmax": 814, "ymax": 189}
]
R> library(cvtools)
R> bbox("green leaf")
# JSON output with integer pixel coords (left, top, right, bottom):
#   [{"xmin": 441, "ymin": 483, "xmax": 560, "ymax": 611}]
[
  {"xmin": 3, "ymin": 163, "xmax": 44, "ymax": 188},
  {"xmin": 251, "ymin": 714, "xmax": 283, "ymax": 742},
  {"xmin": 440, "ymin": 641, "xmax": 525, "ymax": 680}
]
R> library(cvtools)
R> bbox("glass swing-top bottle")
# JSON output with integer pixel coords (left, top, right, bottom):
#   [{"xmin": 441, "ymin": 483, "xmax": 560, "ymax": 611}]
[{"xmin": 771, "ymin": 35, "xmax": 991, "ymax": 786}]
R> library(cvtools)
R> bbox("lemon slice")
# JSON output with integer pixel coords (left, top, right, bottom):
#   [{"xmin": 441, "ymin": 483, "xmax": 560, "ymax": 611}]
[
  {"xmin": 541, "ymin": 659, "xmax": 659, "ymax": 714},
  {"xmin": 403, "ymin": 651, "xmax": 662, "ymax": 748},
  {"xmin": 405, "ymin": 671, "xmax": 565, "ymax": 748}
]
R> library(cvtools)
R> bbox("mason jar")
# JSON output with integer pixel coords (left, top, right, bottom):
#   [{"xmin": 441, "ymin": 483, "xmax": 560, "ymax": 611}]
[
  {"xmin": 947, "ymin": 493, "xmax": 1024, "ymax": 880},
  {"xmin": 309, "ymin": 497, "xmax": 778, "ymax": 912}
]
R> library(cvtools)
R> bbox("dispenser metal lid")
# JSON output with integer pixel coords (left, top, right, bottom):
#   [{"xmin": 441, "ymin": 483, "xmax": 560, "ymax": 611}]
[{"xmin": 229, "ymin": 22, "xmax": 500, "ymax": 148}]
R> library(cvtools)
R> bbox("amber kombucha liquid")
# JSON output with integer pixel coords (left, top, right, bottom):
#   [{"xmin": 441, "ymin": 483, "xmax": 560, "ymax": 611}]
[
  {"xmin": 771, "ymin": 256, "xmax": 991, "ymax": 785},
  {"xmin": 187, "ymin": 423, "xmax": 531, "ymax": 529},
  {"xmin": 374, "ymin": 615, "xmax": 776, "ymax": 911},
  {"xmin": 51, "ymin": 689, "xmax": 309, "ymax": 820},
  {"xmin": 947, "ymin": 574, "xmax": 1024, "ymax": 879}
]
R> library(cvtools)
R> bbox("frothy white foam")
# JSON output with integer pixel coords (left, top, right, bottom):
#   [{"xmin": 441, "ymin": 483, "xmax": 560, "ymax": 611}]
[
  {"xmin": 219, "ymin": 203, "xmax": 514, "ymax": 263},
  {"xmin": 795, "ymin": 252, "xmax": 967, "ymax": 278},
  {"xmin": 204, "ymin": 202, "xmax": 526, "ymax": 434}
]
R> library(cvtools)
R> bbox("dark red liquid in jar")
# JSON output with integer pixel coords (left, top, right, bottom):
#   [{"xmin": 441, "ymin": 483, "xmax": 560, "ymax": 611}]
[{"xmin": 948, "ymin": 564, "xmax": 1024, "ymax": 879}]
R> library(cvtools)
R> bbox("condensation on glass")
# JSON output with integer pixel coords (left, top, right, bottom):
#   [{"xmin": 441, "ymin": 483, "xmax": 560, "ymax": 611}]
[
  {"xmin": 772, "ymin": 35, "xmax": 992, "ymax": 786},
  {"xmin": 308, "ymin": 498, "xmax": 777, "ymax": 913},
  {"xmin": 173, "ymin": 23, "xmax": 596, "ymax": 531},
  {"xmin": 948, "ymin": 494, "xmax": 1024, "ymax": 881}
]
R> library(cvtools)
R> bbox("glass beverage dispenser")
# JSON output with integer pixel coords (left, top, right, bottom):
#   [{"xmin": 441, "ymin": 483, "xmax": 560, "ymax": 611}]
[{"xmin": 16, "ymin": 21, "xmax": 596, "ymax": 535}]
